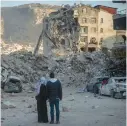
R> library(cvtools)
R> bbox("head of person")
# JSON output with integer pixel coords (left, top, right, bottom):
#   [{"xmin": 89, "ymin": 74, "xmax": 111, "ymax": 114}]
[
  {"xmin": 40, "ymin": 77, "xmax": 46, "ymax": 85},
  {"xmin": 49, "ymin": 72, "xmax": 55, "ymax": 78}
]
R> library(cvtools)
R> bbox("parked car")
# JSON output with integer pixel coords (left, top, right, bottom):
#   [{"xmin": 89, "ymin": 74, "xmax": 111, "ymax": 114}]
[
  {"xmin": 99, "ymin": 77, "xmax": 126, "ymax": 99},
  {"xmin": 86, "ymin": 77, "xmax": 109, "ymax": 93},
  {"xmin": 3, "ymin": 76, "xmax": 22, "ymax": 93}
]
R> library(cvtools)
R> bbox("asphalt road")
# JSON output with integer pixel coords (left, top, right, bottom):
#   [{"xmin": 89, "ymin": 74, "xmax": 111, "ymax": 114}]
[{"xmin": 1, "ymin": 87, "xmax": 126, "ymax": 126}]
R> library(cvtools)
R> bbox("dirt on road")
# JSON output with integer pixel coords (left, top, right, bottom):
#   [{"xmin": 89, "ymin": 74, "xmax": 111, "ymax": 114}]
[{"xmin": 1, "ymin": 87, "xmax": 126, "ymax": 126}]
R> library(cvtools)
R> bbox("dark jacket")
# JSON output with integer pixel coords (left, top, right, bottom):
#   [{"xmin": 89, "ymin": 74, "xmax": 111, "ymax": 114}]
[{"xmin": 46, "ymin": 79, "xmax": 62, "ymax": 101}]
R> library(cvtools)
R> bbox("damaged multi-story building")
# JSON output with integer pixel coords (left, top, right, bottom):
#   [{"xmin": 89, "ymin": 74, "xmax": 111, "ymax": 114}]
[
  {"xmin": 74, "ymin": 4, "xmax": 117, "ymax": 52},
  {"xmin": 34, "ymin": 4, "xmax": 126, "ymax": 56},
  {"xmin": 34, "ymin": 5, "xmax": 80, "ymax": 57}
]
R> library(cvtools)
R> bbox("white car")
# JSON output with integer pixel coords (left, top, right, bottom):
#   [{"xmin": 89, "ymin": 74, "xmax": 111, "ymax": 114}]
[{"xmin": 99, "ymin": 77, "xmax": 126, "ymax": 99}]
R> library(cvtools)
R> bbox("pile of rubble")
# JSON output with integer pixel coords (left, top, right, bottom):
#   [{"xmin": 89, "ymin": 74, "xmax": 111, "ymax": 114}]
[
  {"xmin": 1, "ymin": 50, "xmax": 110, "ymax": 91},
  {"xmin": 1, "ymin": 50, "xmax": 57, "ymax": 91},
  {"xmin": 55, "ymin": 51, "xmax": 110, "ymax": 87}
]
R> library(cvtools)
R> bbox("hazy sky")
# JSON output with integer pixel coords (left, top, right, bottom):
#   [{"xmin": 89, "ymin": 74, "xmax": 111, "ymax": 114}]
[{"xmin": 1, "ymin": 1, "xmax": 126, "ymax": 11}]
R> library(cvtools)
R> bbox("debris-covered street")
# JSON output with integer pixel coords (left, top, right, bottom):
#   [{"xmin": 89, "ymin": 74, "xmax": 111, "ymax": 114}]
[
  {"xmin": 1, "ymin": 87, "xmax": 126, "ymax": 126},
  {"xmin": 1, "ymin": 1, "xmax": 126, "ymax": 126}
]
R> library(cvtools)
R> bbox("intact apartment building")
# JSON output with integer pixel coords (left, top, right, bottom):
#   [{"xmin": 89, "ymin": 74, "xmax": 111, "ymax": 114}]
[{"xmin": 73, "ymin": 5, "xmax": 117, "ymax": 52}]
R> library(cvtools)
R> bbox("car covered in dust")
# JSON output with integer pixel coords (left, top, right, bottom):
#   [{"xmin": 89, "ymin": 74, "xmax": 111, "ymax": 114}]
[
  {"xmin": 3, "ymin": 76, "xmax": 22, "ymax": 93},
  {"xmin": 99, "ymin": 77, "xmax": 126, "ymax": 98},
  {"xmin": 86, "ymin": 77, "xmax": 109, "ymax": 93}
]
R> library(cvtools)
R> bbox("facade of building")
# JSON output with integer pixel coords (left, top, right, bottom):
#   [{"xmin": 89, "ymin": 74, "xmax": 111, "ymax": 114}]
[
  {"xmin": 74, "ymin": 5, "xmax": 117, "ymax": 52},
  {"xmin": 111, "ymin": 8, "xmax": 126, "ymax": 58},
  {"xmin": 107, "ymin": 1, "xmax": 126, "ymax": 76}
]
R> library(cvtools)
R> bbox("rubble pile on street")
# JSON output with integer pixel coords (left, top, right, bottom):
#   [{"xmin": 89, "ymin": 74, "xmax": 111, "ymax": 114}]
[
  {"xmin": 55, "ymin": 51, "xmax": 110, "ymax": 87},
  {"xmin": 1, "ymin": 50, "xmax": 110, "ymax": 91},
  {"xmin": 1, "ymin": 51, "xmax": 58, "ymax": 90}
]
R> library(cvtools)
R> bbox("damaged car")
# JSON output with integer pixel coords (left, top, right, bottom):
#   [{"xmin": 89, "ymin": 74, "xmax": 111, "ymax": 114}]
[
  {"xmin": 3, "ymin": 76, "xmax": 22, "ymax": 93},
  {"xmin": 99, "ymin": 77, "xmax": 126, "ymax": 99},
  {"xmin": 86, "ymin": 77, "xmax": 109, "ymax": 93}
]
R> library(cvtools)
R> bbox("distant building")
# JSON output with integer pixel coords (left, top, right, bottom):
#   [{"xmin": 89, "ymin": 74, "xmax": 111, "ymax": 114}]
[
  {"xmin": 112, "ymin": 8, "xmax": 126, "ymax": 58},
  {"xmin": 73, "ymin": 5, "xmax": 117, "ymax": 52}
]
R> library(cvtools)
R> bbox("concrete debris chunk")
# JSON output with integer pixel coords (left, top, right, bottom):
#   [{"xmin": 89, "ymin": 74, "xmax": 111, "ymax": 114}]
[
  {"xmin": 1, "ymin": 101, "xmax": 16, "ymax": 109},
  {"xmin": 28, "ymin": 105, "xmax": 32, "ymax": 108},
  {"xmin": 62, "ymin": 106, "xmax": 69, "ymax": 112}
]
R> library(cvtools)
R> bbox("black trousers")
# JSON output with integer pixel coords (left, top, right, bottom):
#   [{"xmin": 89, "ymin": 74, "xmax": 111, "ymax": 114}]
[{"xmin": 37, "ymin": 100, "xmax": 48, "ymax": 123}]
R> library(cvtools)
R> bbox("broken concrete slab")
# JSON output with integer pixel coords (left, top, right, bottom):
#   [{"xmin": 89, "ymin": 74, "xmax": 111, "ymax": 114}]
[
  {"xmin": 1, "ymin": 101, "xmax": 16, "ymax": 109},
  {"xmin": 62, "ymin": 106, "xmax": 69, "ymax": 112}
]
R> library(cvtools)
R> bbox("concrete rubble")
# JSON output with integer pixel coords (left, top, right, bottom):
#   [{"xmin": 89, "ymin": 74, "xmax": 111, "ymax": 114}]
[
  {"xmin": 1, "ymin": 51, "xmax": 52, "ymax": 91},
  {"xmin": 1, "ymin": 101, "xmax": 16, "ymax": 109},
  {"xmin": 1, "ymin": 49, "xmax": 110, "ymax": 91}
]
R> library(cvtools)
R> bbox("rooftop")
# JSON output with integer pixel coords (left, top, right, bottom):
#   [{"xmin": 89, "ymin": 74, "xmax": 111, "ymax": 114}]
[{"xmin": 94, "ymin": 5, "xmax": 117, "ymax": 9}]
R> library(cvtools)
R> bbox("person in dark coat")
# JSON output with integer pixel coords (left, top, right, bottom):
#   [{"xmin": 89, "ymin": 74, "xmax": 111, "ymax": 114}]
[
  {"xmin": 46, "ymin": 72, "xmax": 62, "ymax": 124},
  {"xmin": 35, "ymin": 77, "xmax": 48, "ymax": 123}
]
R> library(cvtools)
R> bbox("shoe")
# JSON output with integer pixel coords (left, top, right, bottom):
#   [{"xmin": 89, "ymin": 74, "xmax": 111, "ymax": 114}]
[
  {"xmin": 56, "ymin": 121, "xmax": 60, "ymax": 124},
  {"xmin": 50, "ymin": 121, "xmax": 54, "ymax": 124}
]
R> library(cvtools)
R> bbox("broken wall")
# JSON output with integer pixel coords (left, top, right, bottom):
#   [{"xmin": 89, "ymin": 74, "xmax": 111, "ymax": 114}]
[{"xmin": 42, "ymin": 6, "xmax": 80, "ymax": 57}]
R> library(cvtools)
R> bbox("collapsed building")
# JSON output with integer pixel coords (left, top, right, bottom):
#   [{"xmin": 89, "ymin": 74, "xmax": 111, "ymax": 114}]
[
  {"xmin": 1, "ymin": 4, "xmax": 125, "ymax": 92},
  {"xmin": 34, "ymin": 4, "xmax": 119, "ymax": 56},
  {"xmin": 1, "ymin": 50, "xmax": 110, "ymax": 91},
  {"xmin": 34, "ymin": 5, "xmax": 80, "ymax": 57}
]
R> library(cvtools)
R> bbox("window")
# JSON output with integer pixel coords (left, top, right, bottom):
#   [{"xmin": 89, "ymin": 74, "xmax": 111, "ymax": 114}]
[
  {"xmin": 115, "ymin": 79, "xmax": 126, "ymax": 83},
  {"xmin": 83, "ymin": 27, "xmax": 88, "ymax": 33},
  {"xmin": 74, "ymin": 10, "xmax": 78, "ymax": 16},
  {"xmin": 82, "ymin": 18, "xmax": 87, "ymax": 23},
  {"xmin": 90, "ymin": 37, "xmax": 97, "ymax": 44},
  {"xmin": 91, "ymin": 18, "xmax": 96, "ymax": 23},
  {"xmin": 100, "ymin": 28, "xmax": 103, "ymax": 33},
  {"xmin": 108, "ymin": 79, "xmax": 112, "ymax": 84},
  {"xmin": 82, "ymin": 8, "xmax": 87, "ymax": 13},
  {"xmin": 99, "ymin": 38, "xmax": 103, "ymax": 44},
  {"xmin": 101, "ymin": 18, "xmax": 103, "ymax": 23},
  {"xmin": 80, "ymin": 36, "xmax": 88, "ymax": 42},
  {"xmin": 81, "ymin": 27, "xmax": 88, "ymax": 34},
  {"xmin": 91, "ymin": 27, "xmax": 96, "ymax": 33}
]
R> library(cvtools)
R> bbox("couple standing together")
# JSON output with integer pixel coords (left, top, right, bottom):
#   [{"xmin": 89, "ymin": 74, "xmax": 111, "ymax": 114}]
[{"xmin": 35, "ymin": 72, "xmax": 62, "ymax": 124}]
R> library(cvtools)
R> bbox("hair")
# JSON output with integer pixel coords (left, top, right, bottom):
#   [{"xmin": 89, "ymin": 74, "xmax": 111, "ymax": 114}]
[{"xmin": 50, "ymin": 72, "xmax": 55, "ymax": 78}]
